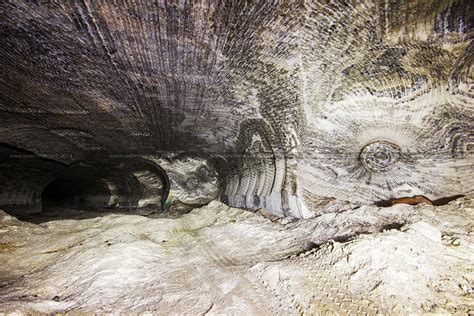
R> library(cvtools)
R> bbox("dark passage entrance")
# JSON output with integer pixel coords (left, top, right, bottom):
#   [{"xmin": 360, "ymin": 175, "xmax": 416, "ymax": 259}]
[{"xmin": 42, "ymin": 179, "xmax": 112, "ymax": 210}]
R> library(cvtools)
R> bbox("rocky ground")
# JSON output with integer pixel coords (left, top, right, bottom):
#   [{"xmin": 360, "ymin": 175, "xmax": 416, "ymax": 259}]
[{"xmin": 0, "ymin": 196, "xmax": 473, "ymax": 314}]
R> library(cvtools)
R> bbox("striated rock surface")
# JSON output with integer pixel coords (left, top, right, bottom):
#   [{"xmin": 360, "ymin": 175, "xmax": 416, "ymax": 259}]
[
  {"xmin": 153, "ymin": 156, "xmax": 220, "ymax": 207},
  {"xmin": 0, "ymin": 1, "xmax": 472, "ymax": 313},
  {"xmin": 0, "ymin": 1, "xmax": 472, "ymax": 216}
]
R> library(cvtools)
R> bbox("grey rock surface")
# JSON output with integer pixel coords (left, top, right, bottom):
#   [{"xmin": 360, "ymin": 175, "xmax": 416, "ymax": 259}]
[
  {"xmin": 0, "ymin": 196, "xmax": 472, "ymax": 314},
  {"xmin": 0, "ymin": 1, "xmax": 472, "ymax": 216}
]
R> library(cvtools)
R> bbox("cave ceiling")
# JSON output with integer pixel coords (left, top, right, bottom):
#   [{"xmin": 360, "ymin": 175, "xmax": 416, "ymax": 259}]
[{"xmin": 0, "ymin": 0, "xmax": 473, "ymax": 214}]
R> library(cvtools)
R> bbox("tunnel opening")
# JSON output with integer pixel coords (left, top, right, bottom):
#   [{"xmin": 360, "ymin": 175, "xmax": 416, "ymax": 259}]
[
  {"xmin": 41, "ymin": 178, "xmax": 112, "ymax": 210},
  {"xmin": 0, "ymin": 143, "xmax": 177, "ymax": 221}
]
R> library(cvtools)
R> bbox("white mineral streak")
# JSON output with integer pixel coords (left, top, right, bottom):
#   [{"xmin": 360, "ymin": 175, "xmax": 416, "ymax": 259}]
[
  {"xmin": 0, "ymin": 1, "xmax": 472, "ymax": 216},
  {"xmin": 1, "ymin": 196, "xmax": 472, "ymax": 314}
]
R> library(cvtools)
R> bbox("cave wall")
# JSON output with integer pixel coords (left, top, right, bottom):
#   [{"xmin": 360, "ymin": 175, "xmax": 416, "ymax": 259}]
[
  {"xmin": 0, "ymin": 0, "xmax": 472, "ymax": 217},
  {"xmin": 0, "ymin": 146, "xmax": 162, "ymax": 215},
  {"xmin": 0, "ymin": 143, "xmax": 221, "ymax": 216},
  {"xmin": 153, "ymin": 156, "xmax": 220, "ymax": 207}
]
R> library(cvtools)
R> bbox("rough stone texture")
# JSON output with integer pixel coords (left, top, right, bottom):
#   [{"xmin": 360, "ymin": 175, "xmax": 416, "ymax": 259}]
[
  {"xmin": 0, "ymin": 1, "xmax": 472, "ymax": 313},
  {"xmin": 0, "ymin": 196, "xmax": 472, "ymax": 314},
  {"xmin": 0, "ymin": 145, "xmax": 163, "ymax": 215},
  {"xmin": 152, "ymin": 156, "xmax": 220, "ymax": 207},
  {"xmin": 0, "ymin": 145, "xmax": 220, "ymax": 217},
  {"xmin": 0, "ymin": 1, "xmax": 472, "ymax": 216}
]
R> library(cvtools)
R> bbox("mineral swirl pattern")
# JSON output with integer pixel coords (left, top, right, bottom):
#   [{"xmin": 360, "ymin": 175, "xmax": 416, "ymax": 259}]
[{"xmin": 0, "ymin": 0, "xmax": 472, "ymax": 216}]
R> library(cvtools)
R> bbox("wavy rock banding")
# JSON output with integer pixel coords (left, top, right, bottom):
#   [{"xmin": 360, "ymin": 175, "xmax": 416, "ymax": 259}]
[{"xmin": 0, "ymin": 1, "xmax": 472, "ymax": 216}]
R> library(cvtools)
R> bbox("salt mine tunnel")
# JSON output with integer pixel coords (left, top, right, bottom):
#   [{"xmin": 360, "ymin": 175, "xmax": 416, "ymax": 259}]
[{"xmin": 0, "ymin": 0, "xmax": 473, "ymax": 314}]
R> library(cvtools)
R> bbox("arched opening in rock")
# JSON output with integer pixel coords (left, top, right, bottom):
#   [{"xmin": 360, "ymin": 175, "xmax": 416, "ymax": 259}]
[
  {"xmin": 42, "ymin": 178, "xmax": 112, "ymax": 210},
  {"xmin": 0, "ymin": 1, "xmax": 472, "ymax": 313},
  {"xmin": 0, "ymin": 142, "xmax": 193, "ymax": 221}
]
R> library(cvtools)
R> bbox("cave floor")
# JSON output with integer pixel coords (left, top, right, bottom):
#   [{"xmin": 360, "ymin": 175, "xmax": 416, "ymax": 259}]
[
  {"xmin": 17, "ymin": 204, "xmax": 192, "ymax": 224},
  {"xmin": 0, "ymin": 198, "xmax": 473, "ymax": 314}
]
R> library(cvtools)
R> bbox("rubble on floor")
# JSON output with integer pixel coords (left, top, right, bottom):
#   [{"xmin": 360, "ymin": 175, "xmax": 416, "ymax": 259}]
[{"xmin": 0, "ymin": 196, "xmax": 472, "ymax": 314}]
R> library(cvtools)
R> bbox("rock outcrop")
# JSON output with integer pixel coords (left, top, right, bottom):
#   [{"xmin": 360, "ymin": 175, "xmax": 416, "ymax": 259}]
[{"xmin": 0, "ymin": 0, "xmax": 472, "ymax": 216}]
